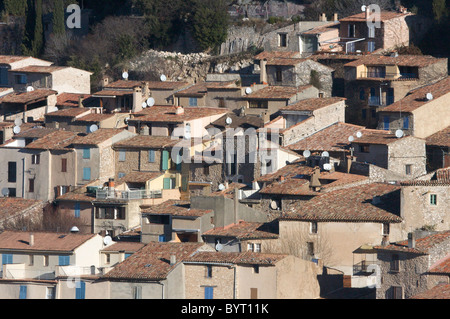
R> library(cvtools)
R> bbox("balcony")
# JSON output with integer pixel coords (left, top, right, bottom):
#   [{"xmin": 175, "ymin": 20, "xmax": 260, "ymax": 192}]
[
  {"xmin": 359, "ymin": 72, "xmax": 418, "ymax": 80},
  {"xmin": 2, "ymin": 264, "xmax": 55, "ymax": 280},
  {"xmin": 353, "ymin": 260, "xmax": 379, "ymax": 275},
  {"xmin": 96, "ymin": 188, "xmax": 163, "ymax": 200}
]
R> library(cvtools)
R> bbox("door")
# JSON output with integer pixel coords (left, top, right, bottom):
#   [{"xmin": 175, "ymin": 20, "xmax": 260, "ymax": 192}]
[
  {"xmin": 75, "ymin": 281, "xmax": 86, "ymax": 299},
  {"xmin": 204, "ymin": 286, "xmax": 214, "ymax": 299}
]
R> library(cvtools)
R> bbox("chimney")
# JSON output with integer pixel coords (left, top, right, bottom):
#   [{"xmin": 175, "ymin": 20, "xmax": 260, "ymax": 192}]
[
  {"xmin": 381, "ymin": 235, "xmax": 389, "ymax": 247},
  {"xmin": 78, "ymin": 95, "xmax": 84, "ymax": 108},
  {"xmin": 365, "ymin": 6, "xmax": 370, "ymax": 19},
  {"xmin": 320, "ymin": 13, "xmax": 327, "ymax": 22},
  {"xmin": 102, "ymin": 76, "xmax": 109, "ymax": 88},
  {"xmin": 408, "ymin": 232, "xmax": 416, "ymax": 249},
  {"xmin": 29, "ymin": 233, "xmax": 34, "ymax": 246},
  {"xmin": 346, "ymin": 155, "xmax": 353, "ymax": 173},
  {"xmin": 175, "ymin": 106, "xmax": 184, "ymax": 115},
  {"xmin": 260, "ymin": 59, "xmax": 268, "ymax": 84},
  {"xmin": 108, "ymin": 178, "xmax": 115, "ymax": 189},
  {"xmin": 310, "ymin": 166, "xmax": 322, "ymax": 191},
  {"xmin": 170, "ymin": 254, "xmax": 177, "ymax": 265},
  {"xmin": 333, "ymin": 13, "xmax": 338, "ymax": 21},
  {"xmin": 132, "ymin": 87, "xmax": 143, "ymax": 112}
]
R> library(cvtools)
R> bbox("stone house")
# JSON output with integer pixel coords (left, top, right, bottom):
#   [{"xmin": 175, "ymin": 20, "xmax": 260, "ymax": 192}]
[
  {"xmin": 44, "ymin": 107, "xmax": 94, "ymax": 131},
  {"xmin": 183, "ymin": 251, "xmax": 322, "ymax": 299},
  {"xmin": 426, "ymin": 126, "xmax": 450, "ymax": 172},
  {"xmin": 343, "ymin": 54, "xmax": 448, "ymax": 127},
  {"xmin": 0, "ymin": 55, "xmax": 53, "ymax": 88},
  {"xmin": 0, "ymin": 230, "xmax": 106, "ymax": 299},
  {"xmin": 376, "ymin": 76, "xmax": 450, "ymax": 139},
  {"xmin": 98, "ymin": 242, "xmax": 214, "ymax": 299},
  {"xmin": 298, "ymin": 22, "xmax": 341, "ymax": 57},
  {"xmin": 0, "ymin": 197, "xmax": 45, "ymax": 231},
  {"xmin": 8, "ymin": 65, "xmax": 92, "ymax": 95},
  {"xmin": 409, "ymin": 283, "xmax": 450, "ymax": 299},
  {"xmin": 374, "ymin": 230, "xmax": 450, "ymax": 299}
]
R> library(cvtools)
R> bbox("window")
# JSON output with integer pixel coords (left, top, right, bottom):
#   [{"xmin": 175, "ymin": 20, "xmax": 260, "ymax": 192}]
[
  {"xmin": 31, "ymin": 154, "xmax": 40, "ymax": 164},
  {"xmin": 189, "ymin": 97, "xmax": 198, "ymax": 107},
  {"xmin": 250, "ymin": 288, "xmax": 258, "ymax": 299},
  {"xmin": 383, "ymin": 223, "xmax": 390, "ymax": 235},
  {"xmin": 392, "ymin": 286, "xmax": 403, "ymax": 299},
  {"xmin": 359, "ymin": 88, "xmax": 365, "ymax": 100},
  {"xmin": 148, "ymin": 150, "xmax": 155, "ymax": 163},
  {"xmin": 276, "ymin": 67, "xmax": 282, "ymax": 82},
  {"xmin": 368, "ymin": 41, "xmax": 375, "ymax": 52},
  {"xmin": 8, "ymin": 188, "xmax": 16, "ymax": 197},
  {"xmin": 390, "ymin": 254, "xmax": 399, "ymax": 272},
  {"xmin": 278, "ymin": 33, "xmax": 287, "ymax": 47},
  {"xmin": 43, "ymin": 255, "xmax": 49, "ymax": 267},
  {"xmin": 405, "ymin": 164, "xmax": 412, "ymax": 175},
  {"xmin": 359, "ymin": 144, "xmax": 370, "ymax": 153},
  {"xmin": 249, "ymin": 100, "xmax": 268, "ymax": 109},
  {"xmin": 0, "ymin": 67, "xmax": 8, "ymax": 85},
  {"xmin": 119, "ymin": 150, "xmax": 126, "ymax": 162},
  {"xmin": 29, "ymin": 255, "xmax": 34, "ymax": 266},
  {"xmin": 430, "ymin": 194, "xmax": 437, "ymax": 206},
  {"xmin": 19, "ymin": 285, "xmax": 27, "ymax": 299},
  {"xmin": 58, "ymin": 255, "xmax": 70, "ymax": 266},
  {"xmin": 383, "ymin": 116, "xmax": 390, "ymax": 130},
  {"xmin": 105, "ymin": 254, "xmax": 110, "ymax": 264},
  {"xmin": 74, "ymin": 202, "xmax": 80, "ymax": 218},
  {"xmin": 46, "ymin": 287, "xmax": 55, "ymax": 299},
  {"xmin": 253, "ymin": 265, "xmax": 260, "ymax": 274},
  {"xmin": 163, "ymin": 177, "xmax": 176, "ymax": 189},
  {"xmin": 204, "ymin": 287, "xmax": 214, "ymax": 299},
  {"xmin": 118, "ymin": 172, "xmax": 126, "ymax": 179},
  {"xmin": 82, "ymin": 148, "xmax": 90, "ymax": 159},
  {"xmin": 15, "ymin": 74, "xmax": 27, "ymax": 84},
  {"xmin": 247, "ymin": 243, "xmax": 254, "ymax": 252},
  {"xmin": 28, "ymin": 178, "xmax": 35, "ymax": 193},
  {"xmin": 254, "ymin": 243, "xmax": 261, "ymax": 253},
  {"xmin": 403, "ymin": 116, "xmax": 409, "ymax": 129},
  {"xmin": 158, "ymin": 235, "xmax": 166, "ymax": 242},
  {"xmin": 307, "ymin": 242, "xmax": 315, "ymax": 256},
  {"xmin": 61, "ymin": 158, "xmax": 67, "ymax": 172},
  {"xmin": 206, "ymin": 265, "xmax": 213, "ymax": 278},
  {"xmin": 8, "ymin": 161, "xmax": 16, "ymax": 182},
  {"xmin": 125, "ymin": 253, "xmax": 132, "ymax": 259},
  {"xmin": 133, "ymin": 286, "xmax": 142, "ymax": 299},
  {"xmin": 348, "ymin": 24, "xmax": 355, "ymax": 37},
  {"xmin": 311, "ymin": 222, "xmax": 318, "ymax": 234},
  {"xmin": 83, "ymin": 167, "xmax": 91, "ymax": 180},
  {"xmin": 361, "ymin": 109, "xmax": 367, "ymax": 120}
]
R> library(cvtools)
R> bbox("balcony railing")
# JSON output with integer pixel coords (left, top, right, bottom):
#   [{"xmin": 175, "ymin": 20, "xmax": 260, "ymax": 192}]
[
  {"xmin": 359, "ymin": 72, "xmax": 418, "ymax": 80},
  {"xmin": 353, "ymin": 260, "xmax": 379, "ymax": 275},
  {"xmin": 96, "ymin": 189, "xmax": 163, "ymax": 200}
]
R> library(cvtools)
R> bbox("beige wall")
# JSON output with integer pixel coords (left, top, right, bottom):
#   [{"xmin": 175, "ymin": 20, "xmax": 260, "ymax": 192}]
[
  {"xmin": 411, "ymin": 94, "xmax": 450, "ymax": 138},
  {"xmin": 0, "ymin": 282, "xmax": 56, "ymax": 299},
  {"xmin": 51, "ymin": 68, "xmax": 91, "ymax": 94},
  {"xmin": 184, "ymin": 263, "xmax": 235, "ymax": 299}
]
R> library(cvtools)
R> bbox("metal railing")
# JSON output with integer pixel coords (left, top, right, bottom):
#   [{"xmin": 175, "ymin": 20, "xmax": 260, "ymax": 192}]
[
  {"xmin": 353, "ymin": 260, "xmax": 379, "ymax": 275},
  {"xmin": 96, "ymin": 188, "xmax": 162, "ymax": 200},
  {"xmin": 360, "ymin": 71, "xmax": 418, "ymax": 80}
]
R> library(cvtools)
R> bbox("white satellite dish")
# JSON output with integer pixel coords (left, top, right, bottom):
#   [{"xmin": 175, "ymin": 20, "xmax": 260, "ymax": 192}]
[
  {"xmin": 225, "ymin": 117, "xmax": 232, "ymax": 125},
  {"xmin": 361, "ymin": 5, "xmax": 367, "ymax": 12},
  {"xmin": 321, "ymin": 151, "xmax": 329, "ymax": 157},
  {"xmin": 89, "ymin": 124, "xmax": 98, "ymax": 133},
  {"xmin": 146, "ymin": 97, "xmax": 155, "ymax": 107},
  {"xmin": 70, "ymin": 226, "xmax": 80, "ymax": 233},
  {"xmin": 122, "ymin": 72, "xmax": 129, "ymax": 80},
  {"xmin": 103, "ymin": 235, "xmax": 112, "ymax": 245},
  {"xmin": 218, "ymin": 184, "xmax": 225, "ymax": 191},
  {"xmin": 270, "ymin": 200, "xmax": 279, "ymax": 210},
  {"xmin": 348, "ymin": 136, "xmax": 354, "ymax": 142},
  {"xmin": 395, "ymin": 129, "xmax": 404, "ymax": 138},
  {"xmin": 356, "ymin": 131, "xmax": 363, "ymax": 138},
  {"xmin": 26, "ymin": 86, "xmax": 34, "ymax": 92},
  {"xmin": 303, "ymin": 150, "xmax": 311, "ymax": 158},
  {"xmin": 245, "ymin": 87, "xmax": 252, "ymax": 94},
  {"xmin": 215, "ymin": 243, "xmax": 224, "ymax": 251},
  {"xmin": 14, "ymin": 118, "xmax": 22, "ymax": 126},
  {"xmin": 13, "ymin": 126, "xmax": 21, "ymax": 134},
  {"xmin": 142, "ymin": 102, "xmax": 147, "ymax": 108},
  {"xmin": 323, "ymin": 163, "xmax": 332, "ymax": 171},
  {"xmin": 1, "ymin": 188, "xmax": 9, "ymax": 197},
  {"xmin": 160, "ymin": 74, "xmax": 167, "ymax": 82},
  {"xmin": 426, "ymin": 93, "xmax": 433, "ymax": 101}
]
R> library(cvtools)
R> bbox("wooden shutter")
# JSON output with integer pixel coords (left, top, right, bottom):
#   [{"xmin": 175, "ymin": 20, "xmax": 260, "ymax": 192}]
[
  {"xmin": 61, "ymin": 158, "xmax": 67, "ymax": 172},
  {"xmin": 161, "ymin": 150, "xmax": 169, "ymax": 170},
  {"xmin": 250, "ymin": 288, "xmax": 258, "ymax": 299}
]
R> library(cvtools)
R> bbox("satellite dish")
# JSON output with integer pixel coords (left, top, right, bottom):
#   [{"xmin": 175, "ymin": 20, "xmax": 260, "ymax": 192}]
[
  {"xmin": 218, "ymin": 184, "xmax": 225, "ymax": 191},
  {"xmin": 146, "ymin": 97, "xmax": 155, "ymax": 107},
  {"xmin": 426, "ymin": 93, "xmax": 433, "ymax": 101},
  {"xmin": 160, "ymin": 74, "xmax": 167, "ymax": 82},
  {"xmin": 26, "ymin": 86, "xmax": 34, "ymax": 92},
  {"xmin": 245, "ymin": 87, "xmax": 252, "ymax": 94},
  {"xmin": 1, "ymin": 188, "xmax": 9, "ymax": 196},
  {"xmin": 348, "ymin": 136, "xmax": 354, "ymax": 142},
  {"xmin": 323, "ymin": 163, "xmax": 332, "ymax": 171},
  {"xmin": 215, "ymin": 243, "xmax": 224, "ymax": 251},
  {"xmin": 13, "ymin": 126, "xmax": 21, "ymax": 134},
  {"xmin": 122, "ymin": 72, "xmax": 129, "ymax": 80},
  {"xmin": 89, "ymin": 124, "xmax": 98, "ymax": 133},
  {"xmin": 225, "ymin": 117, "xmax": 232, "ymax": 125},
  {"xmin": 303, "ymin": 150, "xmax": 311, "ymax": 158},
  {"xmin": 270, "ymin": 200, "xmax": 279, "ymax": 210},
  {"xmin": 321, "ymin": 151, "xmax": 329, "ymax": 157},
  {"xmin": 70, "ymin": 226, "xmax": 80, "ymax": 233},
  {"xmin": 361, "ymin": 5, "xmax": 367, "ymax": 11},
  {"xmin": 14, "ymin": 118, "xmax": 22, "ymax": 126},
  {"xmin": 184, "ymin": 132, "xmax": 191, "ymax": 140},
  {"xmin": 356, "ymin": 131, "xmax": 363, "ymax": 138},
  {"xmin": 142, "ymin": 102, "xmax": 147, "ymax": 108},
  {"xmin": 395, "ymin": 129, "xmax": 404, "ymax": 138},
  {"xmin": 103, "ymin": 235, "xmax": 112, "ymax": 245}
]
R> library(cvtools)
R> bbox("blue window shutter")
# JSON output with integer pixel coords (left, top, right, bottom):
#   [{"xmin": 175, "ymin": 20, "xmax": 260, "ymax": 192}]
[
  {"xmin": 403, "ymin": 116, "xmax": 409, "ymax": 129},
  {"xmin": 19, "ymin": 285, "xmax": 27, "ymax": 299},
  {"xmin": 75, "ymin": 202, "xmax": 80, "ymax": 218},
  {"xmin": 161, "ymin": 150, "xmax": 169, "ymax": 170},
  {"xmin": 383, "ymin": 116, "xmax": 390, "ymax": 130},
  {"xmin": 59, "ymin": 256, "xmax": 70, "ymax": 266},
  {"xmin": 82, "ymin": 148, "xmax": 90, "ymax": 159},
  {"xmin": 204, "ymin": 287, "xmax": 213, "ymax": 299},
  {"xmin": 2, "ymin": 254, "xmax": 12, "ymax": 265},
  {"xmin": 125, "ymin": 253, "xmax": 132, "ymax": 259},
  {"xmin": 149, "ymin": 150, "xmax": 155, "ymax": 163},
  {"xmin": 158, "ymin": 235, "xmax": 165, "ymax": 242},
  {"xmin": 163, "ymin": 178, "xmax": 171, "ymax": 190},
  {"xmin": 83, "ymin": 167, "xmax": 91, "ymax": 180},
  {"xmin": 76, "ymin": 281, "xmax": 86, "ymax": 299}
]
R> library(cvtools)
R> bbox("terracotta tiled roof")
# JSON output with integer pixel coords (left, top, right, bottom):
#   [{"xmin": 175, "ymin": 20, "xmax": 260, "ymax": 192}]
[
  {"xmin": 259, "ymin": 177, "xmax": 314, "ymax": 195},
  {"xmin": 45, "ymin": 107, "xmax": 91, "ymax": 118},
  {"xmin": 141, "ymin": 200, "xmax": 213, "ymax": 217},
  {"xmin": 70, "ymin": 128, "xmax": 126, "ymax": 145},
  {"xmin": 254, "ymin": 51, "xmax": 301, "ymax": 60},
  {"xmin": 426, "ymin": 126, "xmax": 450, "ymax": 148},
  {"xmin": 185, "ymin": 251, "xmax": 287, "ymax": 265},
  {"xmin": 129, "ymin": 106, "xmax": 227, "ymax": 123},
  {"xmin": 92, "ymin": 89, "xmax": 133, "ymax": 97},
  {"xmin": 104, "ymin": 80, "xmax": 143, "ymax": 89},
  {"xmin": 116, "ymin": 171, "xmax": 163, "ymax": 184},
  {"xmin": 281, "ymin": 183, "xmax": 402, "ymax": 223},
  {"xmin": 339, "ymin": 11, "xmax": 410, "ymax": 22},
  {"xmin": 281, "ymin": 97, "xmax": 346, "ymax": 112},
  {"xmin": 429, "ymin": 256, "xmax": 450, "ymax": 274},
  {"xmin": 72, "ymin": 113, "xmax": 115, "ymax": 123},
  {"xmin": 0, "ymin": 198, "xmax": 43, "ymax": 220},
  {"xmin": 207, "ymin": 113, "xmax": 264, "ymax": 130},
  {"xmin": 243, "ymin": 85, "xmax": 313, "ymax": 100},
  {"xmin": 208, "ymin": 183, "xmax": 248, "ymax": 199},
  {"xmin": 12, "ymin": 126, "xmax": 57, "ymax": 139},
  {"xmin": 266, "ymin": 58, "xmax": 307, "ymax": 66},
  {"xmin": 375, "ymin": 230, "xmax": 450, "ymax": 254},
  {"xmin": 173, "ymin": 82, "xmax": 209, "ymax": 97},
  {"xmin": 301, "ymin": 22, "xmax": 340, "ymax": 35},
  {"xmin": 0, "ymin": 230, "xmax": 96, "ymax": 252},
  {"xmin": 102, "ymin": 242, "xmax": 205, "ymax": 280},
  {"xmin": 0, "ymin": 121, "xmax": 14, "ymax": 128},
  {"xmin": 101, "ymin": 241, "xmax": 145, "ymax": 253},
  {"xmin": 344, "ymin": 54, "xmax": 445, "ymax": 68},
  {"xmin": 288, "ymin": 122, "xmax": 366, "ymax": 152},
  {"xmin": 11, "ymin": 65, "xmax": 67, "ymax": 73},
  {"xmin": 202, "ymin": 221, "xmax": 278, "ymax": 240},
  {"xmin": 351, "ymin": 129, "xmax": 408, "ymax": 145},
  {"xmin": 0, "ymin": 89, "xmax": 57, "ymax": 104},
  {"xmin": 0, "ymin": 55, "xmax": 31, "ymax": 64},
  {"xmin": 146, "ymin": 81, "xmax": 190, "ymax": 90},
  {"xmin": 381, "ymin": 77, "xmax": 450, "ymax": 113},
  {"xmin": 255, "ymin": 163, "xmax": 313, "ymax": 183},
  {"xmin": 435, "ymin": 167, "xmax": 450, "ymax": 183},
  {"xmin": 205, "ymin": 81, "xmax": 239, "ymax": 90},
  {"xmin": 56, "ymin": 93, "xmax": 98, "ymax": 108},
  {"xmin": 113, "ymin": 135, "xmax": 179, "ymax": 149},
  {"xmin": 25, "ymin": 130, "xmax": 78, "ymax": 150},
  {"xmin": 409, "ymin": 283, "xmax": 450, "ymax": 299}
]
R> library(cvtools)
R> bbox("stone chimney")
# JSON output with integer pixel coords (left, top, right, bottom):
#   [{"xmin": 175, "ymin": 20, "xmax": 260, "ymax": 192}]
[
  {"xmin": 260, "ymin": 59, "xmax": 268, "ymax": 84},
  {"xmin": 408, "ymin": 232, "xmax": 416, "ymax": 249},
  {"xmin": 170, "ymin": 255, "xmax": 177, "ymax": 265},
  {"xmin": 346, "ymin": 155, "xmax": 353, "ymax": 173},
  {"xmin": 29, "ymin": 233, "xmax": 34, "ymax": 246},
  {"xmin": 333, "ymin": 13, "xmax": 338, "ymax": 21},
  {"xmin": 132, "ymin": 87, "xmax": 143, "ymax": 112},
  {"xmin": 175, "ymin": 106, "xmax": 184, "ymax": 115},
  {"xmin": 310, "ymin": 166, "xmax": 322, "ymax": 191},
  {"xmin": 320, "ymin": 13, "xmax": 327, "ymax": 22},
  {"xmin": 102, "ymin": 76, "xmax": 109, "ymax": 88}
]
